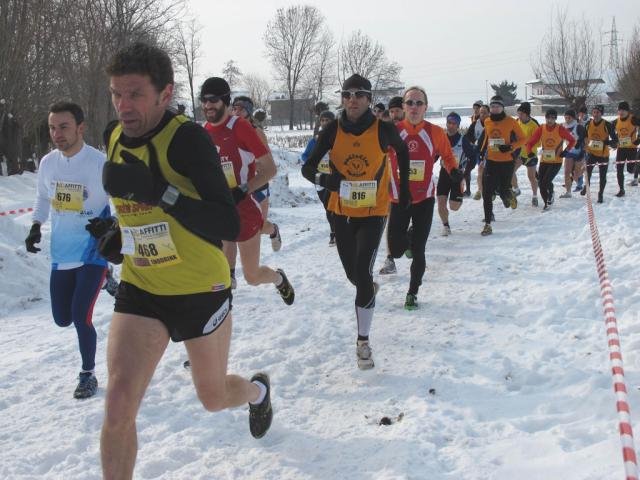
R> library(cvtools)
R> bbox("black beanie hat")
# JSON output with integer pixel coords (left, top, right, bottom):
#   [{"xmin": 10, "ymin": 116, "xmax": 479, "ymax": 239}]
[
  {"xmin": 593, "ymin": 104, "xmax": 605, "ymax": 114},
  {"xmin": 489, "ymin": 95, "xmax": 504, "ymax": 107},
  {"xmin": 200, "ymin": 77, "xmax": 231, "ymax": 106},
  {"xmin": 545, "ymin": 108, "xmax": 558, "ymax": 118},
  {"xmin": 618, "ymin": 101, "xmax": 630, "ymax": 112},
  {"xmin": 319, "ymin": 110, "xmax": 335, "ymax": 121},
  {"xmin": 374, "ymin": 102, "xmax": 385, "ymax": 111},
  {"xmin": 388, "ymin": 96, "xmax": 403, "ymax": 109},
  {"xmin": 564, "ymin": 109, "xmax": 576, "ymax": 119},
  {"xmin": 517, "ymin": 102, "xmax": 531, "ymax": 115},
  {"xmin": 579, "ymin": 106, "xmax": 587, "ymax": 114},
  {"xmin": 473, "ymin": 100, "xmax": 483, "ymax": 108},
  {"xmin": 342, "ymin": 74, "xmax": 372, "ymax": 93}
]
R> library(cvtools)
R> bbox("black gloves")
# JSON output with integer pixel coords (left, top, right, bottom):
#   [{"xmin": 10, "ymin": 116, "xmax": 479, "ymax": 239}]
[
  {"xmin": 498, "ymin": 144, "xmax": 512, "ymax": 153},
  {"xmin": 559, "ymin": 150, "xmax": 568, "ymax": 158},
  {"xmin": 398, "ymin": 190, "xmax": 412, "ymax": 209},
  {"xmin": 527, "ymin": 151, "xmax": 537, "ymax": 159},
  {"xmin": 102, "ymin": 151, "xmax": 168, "ymax": 204},
  {"xmin": 25, "ymin": 223, "xmax": 41, "ymax": 253},
  {"xmin": 634, "ymin": 138, "xmax": 640, "ymax": 146},
  {"xmin": 449, "ymin": 167, "xmax": 464, "ymax": 183},
  {"xmin": 86, "ymin": 217, "xmax": 123, "ymax": 264},
  {"xmin": 321, "ymin": 171, "xmax": 344, "ymax": 192},
  {"xmin": 231, "ymin": 185, "xmax": 248, "ymax": 204}
]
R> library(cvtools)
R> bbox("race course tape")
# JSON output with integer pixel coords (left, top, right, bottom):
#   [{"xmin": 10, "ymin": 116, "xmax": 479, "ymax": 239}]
[
  {"xmin": 0, "ymin": 207, "xmax": 33, "ymax": 216},
  {"xmin": 585, "ymin": 178, "xmax": 639, "ymax": 480}
]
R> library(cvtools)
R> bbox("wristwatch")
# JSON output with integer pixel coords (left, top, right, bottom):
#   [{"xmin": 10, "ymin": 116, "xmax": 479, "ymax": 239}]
[{"xmin": 159, "ymin": 185, "xmax": 180, "ymax": 210}]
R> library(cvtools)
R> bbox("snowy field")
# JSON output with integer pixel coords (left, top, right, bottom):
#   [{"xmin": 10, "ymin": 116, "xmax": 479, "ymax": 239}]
[{"xmin": 1, "ymin": 142, "xmax": 640, "ymax": 479}]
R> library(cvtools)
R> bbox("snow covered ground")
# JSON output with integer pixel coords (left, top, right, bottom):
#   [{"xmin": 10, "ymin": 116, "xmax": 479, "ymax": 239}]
[{"xmin": 1, "ymin": 143, "xmax": 640, "ymax": 480}]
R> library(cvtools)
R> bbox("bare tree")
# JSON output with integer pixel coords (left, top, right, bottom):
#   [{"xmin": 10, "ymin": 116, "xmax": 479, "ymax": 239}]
[
  {"xmin": 337, "ymin": 30, "xmax": 403, "ymax": 104},
  {"xmin": 176, "ymin": 17, "xmax": 202, "ymax": 118},
  {"xmin": 616, "ymin": 24, "xmax": 640, "ymax": 106},
  {"xmin": 531, "ymin": 8, "xmax": 604, "ymax": 109},
  {"xmin": 304, "ymin": 28, "xmax": 335, "ymax": 103},
  {"xmin": 264, "ymin": 5, "xmax": 325, "ymax": 130},
  {"xmin": 242, "ymin": 73, "xmax": 272, "ymax": 111},
  {"xmin": 222, "ymin": 60, "xmax": 242, "ymax": 91}
]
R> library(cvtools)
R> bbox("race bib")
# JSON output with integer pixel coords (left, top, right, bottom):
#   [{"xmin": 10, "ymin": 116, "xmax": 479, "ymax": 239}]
[
  {"xmin": 318, "ymin": 156, "xmax": 331, "ymax": 174},
  {"xmin": 542, "ymin": 150, "xmax": 556, "ymax": 161},
  {"xmin": 589, "ymin": 140, "xmax": 604, "ymax": 151},
  {"xmin": 221, "ymin": 161, "xmax": 237, "ymax": 188},
  {"xmin": 120, "ymin": 222, "xmax": 181, "ymax": 268},
  {"xmin": 51, "ymin": 182, "xmax": 84, "ymax": 212},
  {"xmin": 409, "ymin": 160, "xmax": 425, "ymax": 182},
  {"xmin": 339, "ymin": 180, "xmax": 377, "ymax": 208},
  {"xmin": 619, "ymin": 137, "xmax": 633, "ymax": 148},
  {"xmin": 489, "ymin": 138, "xmax": 505, "ymax": 152}
]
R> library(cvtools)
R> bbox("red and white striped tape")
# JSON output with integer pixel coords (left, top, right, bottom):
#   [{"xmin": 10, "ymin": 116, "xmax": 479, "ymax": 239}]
[
  {"xmin": 590, "ymin": 159, "xmax": 640, "ymax": 167},
  {"xmin": 584, "ymin": 177, "xmax": 639, "ymax": 480},
  {"xmin": 0, "ymin": 207, "xmax": 33, "ymax": 217}
]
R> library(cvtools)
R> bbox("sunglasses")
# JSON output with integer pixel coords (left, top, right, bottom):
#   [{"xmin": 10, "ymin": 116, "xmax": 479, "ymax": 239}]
[
  {"xmin": 341, "ymin": 90, "xmax": 371, "ymax": 100},
  {"xmin": 200, "ymin": 94, "xmax": 225, "ymax": 104},
  {"xmin": 404, "ymin": 100, "xmax": 425, "ymax": 107}
]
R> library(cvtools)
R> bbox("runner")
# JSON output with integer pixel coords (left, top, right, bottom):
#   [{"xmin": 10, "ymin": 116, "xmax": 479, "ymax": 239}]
[
  {"xmin": 582, "ymin": 105, "xmax": 618, "ymax": 203},
  {"xmin": 470, "ymin": 100, "xmax": 483, "ymax": 123},
  {"xmin": 301, "ymin": 110, "xmax": 336, "ymax": 245},
  {"xmin": 478, "ymin": 95, "xmax": 526, "ymax": 236},
  {"xmin": 388, "ymin": 96, "xmax": 405, "ymax": 123},
  {"xmin": 25, "ymin": 101, "xmax": 110, "ymax": 399},
  {"xmin": 232, "ymin": 96, "xmax": 281, "ymax": 250},
  {"xmin": 525, "ymin": 109, "xmax": 576, "ymax": 210},
  {"xmin": 388, "ymin": 88, "xmax": 462, "ymax": 310},
  {"xmin": 612, "ymin": 101, "xmax": 640, "ymax": 195},
  {"xmin": 467, "ymin": 104, "xmax": 489, "ymax": 199},
  {"xmin": 373, "ymin": 102, "xmax": 386, "ymax": 120},
  {"xmin": 511, "ymin": 102, "xmax": 540, "ymax": 206},
  {"xmin": 301, "ymin": 74, "xmax": 410, "ymax": 369},
  {"xmin": 559, "ymin": 109, "xmax": 587, "ymax": 198},
  {"xmin": 202, "ymin": 78, "xmax": 293, "ymax": 303},
  {"xmin": 574, "ymin": 106, "xmax": 590, "ymax": 191},
  {"xmin": 98, "ymin": 43, "xmax": 272, "ymax": 479},
  {"xmin": 437, "ymin": 112, "xmax": 474, "ymax": 235}
]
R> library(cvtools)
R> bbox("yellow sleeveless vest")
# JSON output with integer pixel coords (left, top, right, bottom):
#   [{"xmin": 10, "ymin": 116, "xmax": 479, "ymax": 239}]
[{"xmin": 107, "ymin": 116, "xmax": 230, "ymax": 295}]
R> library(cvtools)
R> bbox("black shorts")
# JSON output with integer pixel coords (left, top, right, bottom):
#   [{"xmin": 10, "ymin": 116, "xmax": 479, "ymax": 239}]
[
  {"xmin": 114, "ymin": 281, "xmax": 232, "ymax": 342},
  {"xmin": 436, "ymin": 167, "xmax": 463, "ymax": 202}
]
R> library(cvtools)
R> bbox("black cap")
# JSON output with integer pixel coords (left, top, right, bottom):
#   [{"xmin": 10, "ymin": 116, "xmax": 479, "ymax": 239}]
[
  {"xmin": 618, "ymin": 101, "xmax": 630, "ymax": 112},
  {"xmin": 473, "ymin": 100, "xmax": 483, "ymax": 107},
  {"xmin": 200, "ymin": 77, "xmax": 231, "ymax": 105},
  {"xmin": 579, "ymin": 106, "xmax": 588, "ymax": 114},
  {"xmin": 342, "ymin": 74, "xmax": 372, "ymax": 93},
  {"xmin": 319, "ymin": 110, "xmax": 335, "ymax": 121},
  {"xmin": 489, "ymin": 95, "xmax": 504, "ymax": 107},
  {"xmin": 374, "ymin": 102, "xmax": 385, "ymax": 111},
  {"xmin": 388, "ymin": 96, "xmax": 403, "ymax": 109},
  {"xmin": 564, "ymin": 109, "xmax": 576, "ymax": 119},
  {"xmin": 545, "ymin": 108, "xmax": 558, "ymax": 118},
  {"xmin": 517, "ymin": 102, "xmax": 531, "ymax": 115},
  {"xmin": 593, "ymin": 104, "xmax": 604, "ymax": 114}
]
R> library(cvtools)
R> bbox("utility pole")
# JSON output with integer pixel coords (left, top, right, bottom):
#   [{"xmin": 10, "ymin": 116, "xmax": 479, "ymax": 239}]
[{"xmin": 604, "ymin": 17, "xmax": 621, "ymax": 69}]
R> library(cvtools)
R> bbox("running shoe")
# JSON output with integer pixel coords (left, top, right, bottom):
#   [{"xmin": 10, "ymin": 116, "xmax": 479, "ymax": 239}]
[
  {"xmin": 473, "ymin": 191, "xmax": 482, "ymax": 200},
  {"xmin": 442, "ymin": 224, "xmax": 451, "ymax": 236},
  {"xmin": 510, "ymin": 195, "xmax": 517, "ymax": 209},
  {"xmin": 580, "ymin": 186, "xmax": 587, "ymax": 196},
  {"xmin": 574, "ymin": 184, "xmax": 583, "ymax": 192},
  {"xmin": 559, "ymin": 192, "xmax": 572, "ymax": 199},
  {"xmin": 249, "ymin": 372, "xmax": 272, "ymax": 439},
  {"xmin": 404, "ymin": 293, "xmax": 418, "ymax": 311},
  {"xmin": 275, "ymin": 269, "xmax": 294, "ymax": 305},
  {"xmin": 356, "ymin": 340, "xmax": 375, "ymax": 370},
  {"xmin": 548, "ymin": 192, "xmax": 554, "ymax": 205},
  {"xmin": 597, "ymin": 192, "xmax": 604, "ymax": 204},
  {"xmin": 615, "ymin": 190, "xmax": 625, "ymax": 198},
  {"xmin": 329, "ymin": 233, "xmax": 336, "ymax": 246},
  {"xmin": 513, "ymin": 187, "xmax": 521, "ymax": 197},
  {"xmin": 74, "ymin": 372, "xmax": 98, "ymax": 399},
  {"xmin": 631, "ymin": 179, "xmax": 638, "ymax": 187},
  {"xmin": 463, "ymin": 190, "xmax": 471, "ymax": 197},
  {"xmin": 542, "ymin": 203, "xmax": 550, "ymax": 212},
  {"xmin": 231, "ymin": 272, "xmax": 237, "ymax": 290},
  {"xmin": 270, "ymin": 223, "xmax": 282, "ymax": 252},
  {"xmin": 379, "ymin": 257, "xmax": 396, "ymax": 275},
  {"xmin": 481, "ymin": 223, "xmax": 492, "ymax": 236},
  {"xmin": 531, "ymin": 197, "xmax": 539, "ymax": 207}
]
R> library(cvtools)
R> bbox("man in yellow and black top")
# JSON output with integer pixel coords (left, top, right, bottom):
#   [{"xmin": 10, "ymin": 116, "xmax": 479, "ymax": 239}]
[
  {"xmin": 95, "ymin": 43, "xmax": 273, "ymax": 480},
  {"xmin": 582, "ymin": 104, "xmax": 618, "ymax": 203},
  {"xmin": 478, "ymin": 95, "xmax": 526, "ymax": 236},
  {"xmin": 511, "ymin": 102, "xmax": 540, "ymax": 206},
  {"xmin": 301, "ymin": 73, "xmax": 410, "ymax": 370},
  {"xmin": 612, "ymin": 101, "xmax": 640, "ymax": 195}
]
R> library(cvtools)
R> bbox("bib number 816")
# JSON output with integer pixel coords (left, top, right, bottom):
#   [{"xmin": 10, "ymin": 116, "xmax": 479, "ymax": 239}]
[
  {"xmin": 137, "ymin": 243, "xmax": 159, "ymax": 257},
  {"xmin": 352, "ymin": 191, "xmax": 366, "ymax": 200}
]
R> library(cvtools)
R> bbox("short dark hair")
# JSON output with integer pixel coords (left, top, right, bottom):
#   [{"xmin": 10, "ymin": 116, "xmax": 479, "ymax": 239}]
[
  {"xmin": 49, "ymin": 102, "xmax": 84, "ymax": 124},
  {"xmin": 105, "ymin": 42, "xmax": 174, "ymax": 93}
]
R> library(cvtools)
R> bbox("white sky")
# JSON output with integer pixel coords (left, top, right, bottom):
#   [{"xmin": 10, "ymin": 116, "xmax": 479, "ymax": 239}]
[{"xmin": 187, "ymin": 0, "xmax": 639, "ymax": 110}]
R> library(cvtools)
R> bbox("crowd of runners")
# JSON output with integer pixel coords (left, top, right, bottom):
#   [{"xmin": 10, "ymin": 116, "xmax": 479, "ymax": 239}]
[{"xmin": 20, "ymin": 40, "xmax": 640, "ymax": 479}]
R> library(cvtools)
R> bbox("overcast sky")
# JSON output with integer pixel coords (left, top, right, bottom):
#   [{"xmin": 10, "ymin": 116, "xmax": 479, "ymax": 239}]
[{"xmin": 187, "ymin": 0, "xmax": 639, "ymax": 110}]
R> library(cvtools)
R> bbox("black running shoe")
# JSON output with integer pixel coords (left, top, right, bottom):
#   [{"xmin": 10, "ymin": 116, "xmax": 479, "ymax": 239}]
[
  {"xmin": 615, "ymin": 190, "xmax": 625, "ymax": 198},
  {"xmin": 597, "ymin": 192, "xmax": 604, "ymax": 203},
  {"xmin": 74, "ymin": 372, "xmax": 98, "ymax": 399},
  {"xmin": 249, "ymin": 373, "xmax": 272, "ymax": 439},
  {"xmin": 276, "ymin": 269, "xmax": 294, "ymax": 305}
]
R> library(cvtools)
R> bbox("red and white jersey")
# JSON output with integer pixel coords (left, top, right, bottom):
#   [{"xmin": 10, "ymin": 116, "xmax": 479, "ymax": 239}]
[
  {"xmin": 389, "ymin": 119, "xmax": 456, "ymax": 204},
  {"xmin": 203, "ymin": 115, "xmax": 269, "ymax": 188}
]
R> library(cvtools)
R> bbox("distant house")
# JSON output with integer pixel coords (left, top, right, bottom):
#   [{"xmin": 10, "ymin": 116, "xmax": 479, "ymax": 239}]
[
  {"xmin": 441, "ymin": 106, "xmax": 475, "ymax": 117},
  {"xmin": 525, "ymin": 78, "xmax": 606, "ymax": 109},
  {"xmin": 269, "ymin": 92, "xmax": 315, "ymax": 128}
]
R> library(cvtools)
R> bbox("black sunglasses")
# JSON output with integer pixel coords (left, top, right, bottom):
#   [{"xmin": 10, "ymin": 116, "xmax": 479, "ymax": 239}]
[
  {"xmin": 200, "ymin": 94, "xmax": 225, "ymax": 104},
  {"xmin": 404, "ymin": 100, "xmax": 425, "ymax": 107},
  {"xmin": 341, "ymin": 90, "xmax": 371, "ymax": 100}
]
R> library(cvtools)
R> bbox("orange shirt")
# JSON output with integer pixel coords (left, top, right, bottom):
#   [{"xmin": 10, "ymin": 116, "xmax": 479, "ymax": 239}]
[
  {"xmin": 615, "ymin": 116, "xmax": 638, "ymax": 149},
  {"xmin": 482, "ymin": 116, "xmax": 526, "ymax": 162}
]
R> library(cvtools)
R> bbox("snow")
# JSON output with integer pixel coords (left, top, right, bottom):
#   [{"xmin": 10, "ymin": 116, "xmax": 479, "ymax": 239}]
[{"xmin": 1, "ymin": 141, "xmax": 640, "ymax": 479}]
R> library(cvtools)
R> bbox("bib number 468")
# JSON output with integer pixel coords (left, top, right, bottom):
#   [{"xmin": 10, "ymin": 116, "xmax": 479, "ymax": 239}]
[{"xmin": 137, "ymin": 243, "xmax": 159, "ymax": 257}]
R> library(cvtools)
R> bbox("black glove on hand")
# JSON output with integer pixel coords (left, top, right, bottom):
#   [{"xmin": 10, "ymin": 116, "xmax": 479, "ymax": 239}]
[
  {"xmin": 399, "ymin": 190, "xmax": 412, "ymax": 210},
  {"xmin": 98, "ymin": 228, "xmax": 124, "ymax": 265},
  {"xmin": 231, "ymin": 184, "xmax": 248, "ymax": 204},
  {"xmin": 25, "ymin": 223, "xmax": 41, "ymax": 253},
  {"xmin": 559, "ymin": 149, "xmax": 568, "ymax": 158},
  {"xmin": 498, "ymin": 144, "xmax": 512, "ymax": 153},
  {"xmin": 85, "ymin": 217, "xmax": 117, "ymax": 239},
  {"xmin": 449, "ymin": 167, "xmax": 464, "ymax": 183},
  {"xmin": 322, "ymin": 171, "xmax": 344, "ymax": 192},
  {"xmin": 102, "ymin": 151, "xmax": 168, "ymax": 204},
  {"xmin": 633, "ymin": 138, "xmax": 640, "ymax": 146}
]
